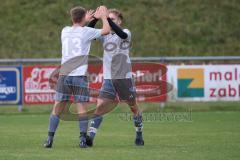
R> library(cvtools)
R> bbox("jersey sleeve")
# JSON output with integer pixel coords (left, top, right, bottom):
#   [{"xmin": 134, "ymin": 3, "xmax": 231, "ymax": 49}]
[
  {"xmin": 123, "ymin": 29, "xmax": 131, "ymax": 40},
  {"xmin": 83, "ymin": 27, "xmax": 102, "ymax": 41}
]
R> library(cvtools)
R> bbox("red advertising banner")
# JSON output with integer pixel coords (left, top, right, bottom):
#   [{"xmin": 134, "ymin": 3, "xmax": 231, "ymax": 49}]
[
  {"xmin": 23, "ymin": 63, "xmax": 167, "ymax": 104},
  {"xmin": 132, "ymin": 63, "xmax": 167, "ymax": 102},
  {"xmin": 23, "ymin": 66, "xmax": 56, "ymax": 104}
]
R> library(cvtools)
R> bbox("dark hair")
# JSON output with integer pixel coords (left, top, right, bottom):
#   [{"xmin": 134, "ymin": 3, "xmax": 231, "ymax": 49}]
[
  {"xmin": 109, "ymin": 8, "xmax": 123, "ymax": 20},
  {"xmin": 70, "ymin": 6, "xmax": 86, "ymax": 23}
]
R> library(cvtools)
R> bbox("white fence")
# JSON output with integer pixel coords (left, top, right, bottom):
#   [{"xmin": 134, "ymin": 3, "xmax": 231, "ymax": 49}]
[
  {"xmin": 1, "ymin": 56, "xmax": 240, "ymax": 64},
  {"xmin": 1, "ymin": 56, "xmax": 240, "ymax": 110}
]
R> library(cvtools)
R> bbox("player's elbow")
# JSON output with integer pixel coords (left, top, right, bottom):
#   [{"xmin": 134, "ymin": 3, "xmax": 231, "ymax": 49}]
[
  {"xmin": 121, "ymin": 34, "xmax": 128, "ymax": 39},
  {"xmin": 101, "ymin": 29, "xmax": 110, "ymax": 35}
]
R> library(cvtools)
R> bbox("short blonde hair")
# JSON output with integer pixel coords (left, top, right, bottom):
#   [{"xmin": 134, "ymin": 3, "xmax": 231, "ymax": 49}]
[{"xmin": 109, "ymin": 8, "xmax": 123, "ymax": 20}]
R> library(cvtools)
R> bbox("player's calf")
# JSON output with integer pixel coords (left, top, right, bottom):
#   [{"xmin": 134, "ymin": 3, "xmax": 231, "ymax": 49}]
[
  {"xmin": 87, "ymin": 114, "xmax": 103, "ymax": 147},
  {"xmin": 133, "ymin": 113, "xmax": 144, "ymax": 146},
  {"xmin": 78, "ymin": 116, "xmax": 89, "ymax": 148},
  {"xmin": 43, "ymin": 113, "xmax": 60, "ymax": 148}
]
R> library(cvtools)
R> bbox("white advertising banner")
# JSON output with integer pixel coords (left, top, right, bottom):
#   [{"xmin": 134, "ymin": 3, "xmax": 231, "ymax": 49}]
[{"xmin": 167, "ymin": 65, "xmax": 240, "ymax": 101}]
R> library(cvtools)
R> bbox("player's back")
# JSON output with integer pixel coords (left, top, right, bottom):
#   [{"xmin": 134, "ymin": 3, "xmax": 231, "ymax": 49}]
[
  {"xmin": 61, "ymin": 26, "xmax": 101, "ymax": 76},
  {"xmin": 61, "ymin": 26, "xmax": 91, "ymax": 62}
]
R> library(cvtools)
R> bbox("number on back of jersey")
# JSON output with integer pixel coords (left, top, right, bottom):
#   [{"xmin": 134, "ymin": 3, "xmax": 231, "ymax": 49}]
[{"xmin": 62, "ymin": 37, "xmax": 82, "ymax": 56}]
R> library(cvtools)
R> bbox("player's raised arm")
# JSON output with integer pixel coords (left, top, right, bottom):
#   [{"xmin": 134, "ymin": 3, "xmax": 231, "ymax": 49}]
[
  {"xmin": 87, "ymin": 17, "xmax": 98, "ymax": 28},
  {"xmin": 105, "ymin": 9, "xmax": 130, "ymax": 39},
  {"xmin": 87, "ymin": 8, "xmax": 99, "ymax": 28},
  {"xmin": 107, "ymin": 18, "xmax": 128, "ymax": 39},
  {"xmin": 95, "ymin": 6, "xmax": 111, "ymax": 35},
  {"xmin": 85, "ymin": 9, "xmax": 95, "ymax": 23}
]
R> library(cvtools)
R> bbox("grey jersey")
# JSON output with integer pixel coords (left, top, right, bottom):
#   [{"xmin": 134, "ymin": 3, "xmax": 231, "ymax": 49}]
[{"xmin": 100, "ymin": 29, "xmax": 132, "ymax": 79}]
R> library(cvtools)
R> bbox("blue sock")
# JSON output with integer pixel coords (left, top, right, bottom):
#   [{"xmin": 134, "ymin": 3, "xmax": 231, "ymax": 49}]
[
  {"xmin": 48, "ymin": 114, "xmax": 60, "ymax": 141},
  {"xmin": 88, "ymin": 115, "xmax": 103, "ymax": 139},
  {"xmin": 79, "ymin": 116, "xmax": 88, "ymax": 134},
  {"xmin": 133, "ymin": 114, "xmax": 143, "ymax": 139}
]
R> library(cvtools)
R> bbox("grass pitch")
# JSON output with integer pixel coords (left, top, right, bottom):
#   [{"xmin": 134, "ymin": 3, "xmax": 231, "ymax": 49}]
[{"xmin": 0, "ymin": 103, "xmax": 240, "ymax": 160}]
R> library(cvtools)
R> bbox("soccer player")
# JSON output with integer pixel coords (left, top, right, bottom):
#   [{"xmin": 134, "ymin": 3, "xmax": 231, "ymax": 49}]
[
  {"xmin": 87, "ymin": 8, "xmax": 144, "ymax": 146},
  {"xmin": 43, "ymin": 6, "xmax": 110, "ymax": 148}
]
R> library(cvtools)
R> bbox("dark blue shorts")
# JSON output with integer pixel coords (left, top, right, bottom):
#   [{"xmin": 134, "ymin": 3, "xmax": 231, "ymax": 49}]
[
  {"xmin": 99, "ymin": 79, "xmax": 136, "ymax": 102},
  {"xmin": 55, "ymin": 76, "xmax": 89, "ymax": 102}
]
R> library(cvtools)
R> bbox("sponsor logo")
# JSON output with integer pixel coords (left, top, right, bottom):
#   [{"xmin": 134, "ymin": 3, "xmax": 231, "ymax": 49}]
[
  {"xmin": 0, "ymin": 74, "xmax": 6, "ymax": 83},
  {"xmin": 177, "ymin": 68, "xmax": 204, "ymax": 97}
]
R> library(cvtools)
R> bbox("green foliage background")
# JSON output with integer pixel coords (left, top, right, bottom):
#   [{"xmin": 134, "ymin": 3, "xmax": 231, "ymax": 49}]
[{"xmin": 0, "ymin": 0, "xmax": 240, "ymax": 58}]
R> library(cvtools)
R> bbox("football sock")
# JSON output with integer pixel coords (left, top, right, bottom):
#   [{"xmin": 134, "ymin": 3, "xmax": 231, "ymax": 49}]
[
  {"xmin": 48, "ymin": 114, "xmax": 60, "ymax": 141},
  {"xmin": 133, "ymin": 114, "xmax": 143, "ymax": 139},
  {"xmin": 88, "ymin": 114, "xmax": 103, "ymax": 139},
  {"xmin": 79, "ymin": 116, "xmax": 88, "ymax": 133}
]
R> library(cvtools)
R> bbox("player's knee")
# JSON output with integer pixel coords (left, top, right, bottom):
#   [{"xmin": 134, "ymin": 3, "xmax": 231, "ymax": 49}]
[
  {"xmin": 126, "ymin": 100, "xmax": 136, "ymax": 107},
  {"xmin": 52, "ymin": 101, "xmax": 66, "ymax": 115},
  {"xmin": 95, "ymin": 103, "xmax": 105, "ymax": 115},
  {"xmin": 52, "ymin": 109, "xmax": 59, "ymax": 116}
]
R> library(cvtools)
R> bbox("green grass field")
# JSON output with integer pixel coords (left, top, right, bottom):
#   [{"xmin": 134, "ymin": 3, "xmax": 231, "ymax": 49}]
[
  {"xmin": 0, "ymin": 103, "xmax": 240, "ymax": 160},
  {"xmin": 1, "ymin": 0, "xmax": 240, "ymax": 58}
]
